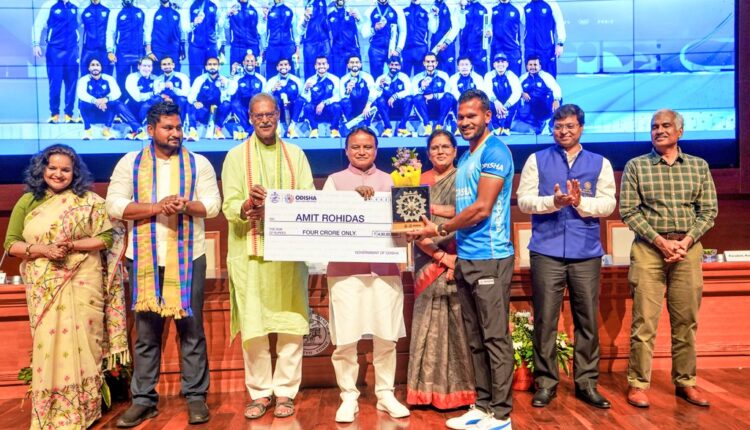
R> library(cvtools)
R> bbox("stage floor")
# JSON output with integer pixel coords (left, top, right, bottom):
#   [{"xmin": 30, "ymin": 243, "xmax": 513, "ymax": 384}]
[{"xmin": 3, "ymin": 369, "xmax": 748, "ymax": 429}]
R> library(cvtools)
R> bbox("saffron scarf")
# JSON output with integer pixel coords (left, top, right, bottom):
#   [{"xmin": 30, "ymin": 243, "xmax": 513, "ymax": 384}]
[
  {"xmin": 245, "ymin": 133, "xmax": 297, "ymax": 256},
  {"xmin": 132, "ymin": 144, "xmax": 196, "ymax": 318}
]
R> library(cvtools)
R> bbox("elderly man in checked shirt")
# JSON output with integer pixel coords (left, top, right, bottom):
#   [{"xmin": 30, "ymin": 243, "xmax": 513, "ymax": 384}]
[{"xmin": 619, "ymin": 108, "xmax": 718, "ymax": 410}]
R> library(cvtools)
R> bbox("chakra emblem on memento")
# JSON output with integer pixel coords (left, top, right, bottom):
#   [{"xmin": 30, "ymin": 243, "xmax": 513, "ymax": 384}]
[{"xmin": 395, "ymin": 190, "xmax": 427, "ymax": 222}]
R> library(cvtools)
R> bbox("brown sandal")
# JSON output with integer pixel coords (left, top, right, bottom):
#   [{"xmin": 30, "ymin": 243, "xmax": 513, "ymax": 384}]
[
  {"xmin": 274, "ymin": 397, "xmax": 295, "ymax": 418},
  {"xmin": 244, "ymin": 396, "xmax": 272, "ymax": 419}
]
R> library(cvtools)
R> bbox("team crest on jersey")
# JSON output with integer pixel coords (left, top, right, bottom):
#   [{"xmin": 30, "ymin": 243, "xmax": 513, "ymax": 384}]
[
  {"xmin": 493, "ymin": 10, "xmax": 498, "ymax": 15},
  {"xmin": 84, "ymin": 12, "xmax": 91, "ymax": 17},
  {"xmin": 88, "ymin": 85, "xmax": 93, "ymax": 91},
  {"xmin": 285, "ymin": 10, "xmax": 291, "ymax": 16},
  {"xmin": 542, "ymin": 8, "xmax": 547, "ymax": 14},
  {"xmin": 120, "ymin": 15, "xmax": 127, "ymax": 20},
  {"xmin": 536, "ymin": 82, "xmax": 542, "ymax": 87},
  {"xmin": 240, "ymin": 82, "xmax": 246, "ymax": 87},
  {"xmin": 173, "ymin": 15, "xmax": 178, "ymax": 20},
  {"xmin": 102, "ymin": 11, "xmax": 108, "ymax": 17},
  {"xmin": 209, "ymin": 6, "xmax": 215, "ymax": 12},
  {"xmin": 102, "ymin": 84, "xmax": 108, "ymax": 90},
  {"xmin": 525, "ymin": 7, "xmax": 532, "ymax": 13},
  {"xmin": 254, "ymin": 82, "xmax": 260, "ymax": 88},
  {"xmin": 330, "ymin": 16, "xmax": 336, "ymax": 22},
  {"xmin": 54, "ymin": 8, "xmax": 62, "ymax": 14},
  {"xmin": 156, "ymin": 14, "xmax": 163, "ymax": 20},
  {"xmin": 136, "ymin": 12, "xmax": 142, "ymax": 18},
  {"xmin": 510, "ymin": 11, "xmax": 515, "ymax": 17}
]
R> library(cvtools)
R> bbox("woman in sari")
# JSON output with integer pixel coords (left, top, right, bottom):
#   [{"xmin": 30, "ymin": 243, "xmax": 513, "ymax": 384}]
[
  {"xmin": 407, "ymin": 130, "xmax": 476, "ymax": 409},
  {"xmin": 4, "ymin": 144, "xmax": 129, "ymax": 430}
]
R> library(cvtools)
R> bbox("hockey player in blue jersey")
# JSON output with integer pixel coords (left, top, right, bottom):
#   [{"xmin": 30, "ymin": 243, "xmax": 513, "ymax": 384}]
[
  {"xmin": 484, "ymin": 52, "xmax": 521, "ymax": 135},
  {"xmin": 514, "ymin": 55, "xmax": 561, "ymax": 134},
  {"xmin": 188, "ymin": 56, "xmax": 238, "ymax": 139},
  {"xmin": 33, "ymin": 0, "xmax": 80, "ymax": 123},
  {"xmin": 339, "ymin": 55, "xmax": 377, "ymax": 131},
  {"xmin": 411, "ymin": 52, "xmax": 454, "ymax": 136},
  {"xmin": 265, "ymin": 58, "xmax": 305, "ymax": 137},
  {"xmin": 401, "ymin": 0, "xmax": 437, "ymax": 77},
  {"xmin": 362, "ymin": 0, "xmax": 406, "ymax": 78},
  {"xmin": 327, "ymin": 0, "xmax": 362, "ymax": 78},
  {"xmin": 297, "ymin": 56, "xmax": 342, "ymax": 138},
  {"xmin": 154, "ymin": 56, "xmax": 192, "ymax": 126},
  {"xmin": 372, "ymin": 56, "xmax": 413, "ymax": 137},
  {"xmin": 448, "ymin": 56, "xmax": 487, "ymax": 133},
  {"xmin": 184, "ymin": 0, "xmax": 223, "ymax": 82},
  {"xmin": 299, "ymin": 0, "xmax": 331, "ymax": 79},
  {"xmin": 428, "ymin": 0, "xmax": 459, "ymax": 76},
  {"xmin": 261, "ymin": 0, "xmax": 300, "ymax": 79},
  {"xmin": 523, "ymin": 0, "xmax": 565, "ymax": 77},
  {"xmin": 80, "ymin": 0, "xmax": 112, "ymax": 76},
  {"xmin": 491, "ymin": 0, "xmax": 524, "ymax": 76},
  {"xmin": 125, "ymin": 56, "xmax": 160, "ymax": 138},
  {"xmin": 458, "ymin": 0, "xmax": 491, "ymax": 76},
  {"xmin": 225, "ymin": 0, "xmax": 265, "ymax": 69},
  {"xmin": 230, "ymin": 52, "xmax": 267, "ymax": 139},
  {"xmin": 145, "ymin": 0, "xmax": 187, "ymax": 74},
  {"xmin": 106, "ymin": 0, "xmax": 146, "ymax": 100},
  {"xmin": 77, "ymin": 57, "xmax": 141, "ymax": 140}
]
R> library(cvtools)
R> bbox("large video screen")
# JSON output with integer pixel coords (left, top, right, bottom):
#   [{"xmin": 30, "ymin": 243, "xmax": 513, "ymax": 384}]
[{"xmin": 0, "ymin": 0, "xmax": 737, "ymax": 176}]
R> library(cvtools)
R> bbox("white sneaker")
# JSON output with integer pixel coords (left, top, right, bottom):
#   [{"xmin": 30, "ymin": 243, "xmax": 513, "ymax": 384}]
[
  {"xmin": 446, "ymin": 405, "xmax": 489, "ymax": 429},
  {"xmin": 475, "ymin": 416, "xmax": 512, "ymax": 430},
  {"xmin": 335, "ymin": 399, "xmax": 359, "ymax": 423},
  {"xmin": 376, "ymin": 394, "xmax": 410, "ymax": 418}
]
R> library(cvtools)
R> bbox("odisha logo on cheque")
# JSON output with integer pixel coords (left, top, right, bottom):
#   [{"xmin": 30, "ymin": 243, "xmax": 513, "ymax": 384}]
[{"xmin": 284, "ymin": 193, "xmax": 317, "ymax": 203}]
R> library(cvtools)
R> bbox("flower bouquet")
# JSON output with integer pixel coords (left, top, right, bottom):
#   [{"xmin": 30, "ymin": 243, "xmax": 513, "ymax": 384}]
[
  {"xmin": 509, "ymin": 310, "xmax": 575, "ymax": 391},
  {"xmin": 391, "ymin": 147, "xmax": 422, "ymax": 187}
]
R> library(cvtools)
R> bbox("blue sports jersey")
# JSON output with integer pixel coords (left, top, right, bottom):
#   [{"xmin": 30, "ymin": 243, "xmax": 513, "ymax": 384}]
[
  {"xmin": 491, "ymin": 2, "xmax": 522, "ymax": 53},
  {"xmin": 430, "ymin": 1, "xmax": 452, "ymax": 47},
  {"xmin": 328, "ymin": 7, "xmax": 360, "ymax": 52},
  {"xmin": 455, "ymin": 135, "xmax": 514, "ymax": 260},
  {"xmin": 302, "ymin": 0, "xmax": 329, "ymax": 44},
  {"xmin": 81, "ymin": 2, "xmax": 109, "ymax": 50},
  {"xmin": 151, "ymin": 4, "xmax": 182, "ymax": 55},
  {"xmin": 85, "ymin": 76, "xmax": 114, "ymax": 99},
  {"xmin": 368, "ymin": 4, "xmax": 399, "ymax": 49},
  {"xmin": 235, "ymin": 72, "xmax": 265, "ymax": 104},
  {"xmin": 460, "ymin": 2, "xmax": 487, "ymax": 52},
  {"xmin": 45, "ymin": 0, "xmax": 79, "ymax": 49},
  {"xmin": 308, "ymin": 74, "xmax": 337, "ymax": 105},
  {"xmin": 524, "ymin": 0, "xmax": 557, "ymax": 51},
  {"xmin": 403, "ymin": 3, "xmax": 430, "ymax": 49},
  {"xmin": 229, "ymin": 2, "xmax": 260, "ymax": 48},
  {"xmin": 114, "ymin": 5, "xmax": 145, "ymax": 56},
  {"xmin": 189, "ymin": 0, "xmax": 219, "ymax": 48},
  {"xmin": 267, "ymin": 3, "xmax": 295, "ymax": 47}
]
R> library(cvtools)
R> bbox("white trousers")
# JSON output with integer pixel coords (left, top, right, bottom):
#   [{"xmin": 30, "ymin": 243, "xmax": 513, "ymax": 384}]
[
  {"xmin": 331, "ymin": 336, "xmax": 397, "ymax": 401},
  {"xmin": 242, "ymin": 333, "xmax": 303, "ymax": 399}
]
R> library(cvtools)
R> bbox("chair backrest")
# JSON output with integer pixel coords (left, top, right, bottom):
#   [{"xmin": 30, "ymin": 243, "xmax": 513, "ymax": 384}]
[
  {"xmin": 606, "ymin": 220, "xmax": 635, "ymax": 265},
  {"xmin": 513, "ymin": 222, "xmax": 532, "ymax": 269}
]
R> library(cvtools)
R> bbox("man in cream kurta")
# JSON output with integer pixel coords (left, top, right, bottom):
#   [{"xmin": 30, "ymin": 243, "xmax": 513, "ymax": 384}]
[
  {"xmin": 323, "ymin": 126, "xmax": 410, "ymax": 423},
  {"xmin": 221, "ymin": 93, "xmax": 315, "ymax": 419}
]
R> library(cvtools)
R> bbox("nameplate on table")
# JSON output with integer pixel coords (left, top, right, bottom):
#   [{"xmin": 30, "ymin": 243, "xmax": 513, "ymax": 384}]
[
  {"xmin": 723, "ymin": 250, "xmax": 750, "ymax": 262},
  {"xmin": 263, "ymin": 190, "xmax": 406, "ymax": 263}
]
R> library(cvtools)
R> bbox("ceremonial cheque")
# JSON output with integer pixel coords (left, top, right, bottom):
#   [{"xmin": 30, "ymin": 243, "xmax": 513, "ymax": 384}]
[{"xmin": 264, "ymin": 189, "xmax": 406, "ymax": 263}]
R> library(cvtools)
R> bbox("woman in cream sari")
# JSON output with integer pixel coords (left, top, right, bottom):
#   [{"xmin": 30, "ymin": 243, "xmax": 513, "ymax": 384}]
[
  {"xmin": 4, "ymin": 145, "xmax": 128, "ymax": 430},
  {"xmin": 407, "ymin": 130, "xmax": 476, "ymax": 409}
]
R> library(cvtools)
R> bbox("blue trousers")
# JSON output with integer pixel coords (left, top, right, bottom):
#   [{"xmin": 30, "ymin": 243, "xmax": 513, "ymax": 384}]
[
  {"xmin": 264, "ymin": 43, "xmax": 297, "ymax": 79},
  {"xmin": 402, "ymin": 45, "xmax": 428, "ymax": 77},
  {"xmin": 80, "ymin": 99, "xmax": 139, "ymax": 130},
  {"xmin": 301, "ymin": 101, "xmax": 342, "ymax": 130},
  {"xmin": 127, "ymin": 255, "xmax": 210, "ymax": 406},
  {"xmin": 368, "ymin": 45, "xmax": 389, "ymax": 79},
  {"xmin": 45, "ymin": 45, "xmax": 78, "ymax": 116},
  {"xmin": 435, "ymin": 42, "xmax": 456, "ymax": 76},
  {"xmin": 330, "ymin": 47, "xmax": 360, "ymax": 77},
  {"xmin": 191, "ymin": 101, "xmax": 232, "ymax": 127},
  {"xmin": 413, "ymin": 93, "xmax": 455, "ymax": 126},
  {"xmin": 230, "ymin": 44, "xmax": 260, "ymax": 67}
]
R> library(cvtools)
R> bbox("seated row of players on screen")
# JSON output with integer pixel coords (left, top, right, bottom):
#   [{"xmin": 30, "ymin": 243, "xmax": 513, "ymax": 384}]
[{"xmin": 73, "ymin": 50, "xmax": 561, "ymax": 141}]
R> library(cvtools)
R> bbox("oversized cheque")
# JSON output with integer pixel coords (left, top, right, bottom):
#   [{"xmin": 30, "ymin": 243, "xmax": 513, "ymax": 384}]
[{"xmin": 263, "ymin": 189, "xmax": 406, "ymax": 263}]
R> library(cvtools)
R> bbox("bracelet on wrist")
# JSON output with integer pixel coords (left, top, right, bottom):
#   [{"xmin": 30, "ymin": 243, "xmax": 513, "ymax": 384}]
[{"xmin": 25, "ymin": 243, "xmax": 33, "ymax": 257}]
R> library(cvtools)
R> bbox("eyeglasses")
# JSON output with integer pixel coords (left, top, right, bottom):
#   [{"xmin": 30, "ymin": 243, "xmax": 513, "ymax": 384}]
[
  {"xmin": 552, "ymin": 123, "xmax": 580, "ymax": 131},
  {"xmin": 250, "ymin": 111, "xmax": 278, "ymax": 121}
]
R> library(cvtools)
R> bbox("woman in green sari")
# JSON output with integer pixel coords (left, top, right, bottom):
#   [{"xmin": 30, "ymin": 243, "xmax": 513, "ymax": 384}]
[
  {"xmin": 407, "ymin": 130, "xmax": 476, "ymax": 409},
  {"xmin": 4, "ymin": 144, "xmax": 129, "ymax": 430}
]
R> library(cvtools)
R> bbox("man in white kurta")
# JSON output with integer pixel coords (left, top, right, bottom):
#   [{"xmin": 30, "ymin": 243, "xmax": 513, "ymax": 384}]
[
  {"xmin": 323, "ymin": 126, "xmax": 410, "ymax": 423},
  {"xmin": 221, "ymin": 93, "xmax": 315, "ymax": 419}
]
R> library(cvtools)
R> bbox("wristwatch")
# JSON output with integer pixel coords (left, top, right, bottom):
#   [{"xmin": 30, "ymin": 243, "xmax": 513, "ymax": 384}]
[{"xmin": 437, "ymin": 223, "xmax": 449, "ymax": 237}]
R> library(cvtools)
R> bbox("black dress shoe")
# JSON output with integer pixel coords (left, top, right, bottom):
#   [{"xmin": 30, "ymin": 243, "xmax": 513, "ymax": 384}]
[
  {"xmin": 116, "ymin": 404, "xmax": 159, "ymax": 428},
  {"xmin": 188, "ymin": 399, "xmax": 211, "ymax": 425},
  {"xmin": 575, "ymin": 387, "xmax": 612, "ymax": 409},
  {"xmin": 532, "ymin": 388, "xmax": 557, "ymax": 407}
]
